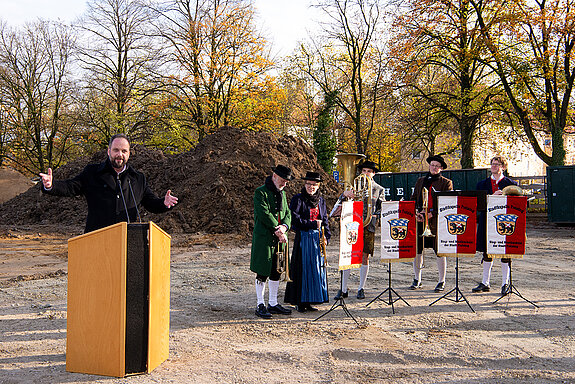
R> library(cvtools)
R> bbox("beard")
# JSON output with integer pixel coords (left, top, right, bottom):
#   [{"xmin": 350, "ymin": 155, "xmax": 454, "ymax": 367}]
[{"xmin": 110, "ymin": 156, "xmax": 126, "ymax": 170}]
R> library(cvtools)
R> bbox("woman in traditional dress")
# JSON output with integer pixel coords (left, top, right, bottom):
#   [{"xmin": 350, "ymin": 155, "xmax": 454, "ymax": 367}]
[{"xmin": 284, "ymin": 171, "xmax": 331, "ymax": 312}]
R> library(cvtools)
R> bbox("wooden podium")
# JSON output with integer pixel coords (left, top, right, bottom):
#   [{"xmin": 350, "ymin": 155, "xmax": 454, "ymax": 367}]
[{"xmin": 66, "ymin": 222, "xmax": 170, "ymax": 377}]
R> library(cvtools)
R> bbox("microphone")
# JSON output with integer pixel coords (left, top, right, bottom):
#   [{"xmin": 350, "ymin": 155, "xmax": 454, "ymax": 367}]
[
  {"xmin": 127, "ymin": 179, "xmax": 141, "ymax": 223},
  {"xmin": 117, "ymin": 175, "xmax": 130, "ymax": 223}
]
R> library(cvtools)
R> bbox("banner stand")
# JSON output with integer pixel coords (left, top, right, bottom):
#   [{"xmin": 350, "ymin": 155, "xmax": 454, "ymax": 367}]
[
  {"xmin": 492, "ymin": 261, "xmax": 539, "ymax": 307},
  {"xmin": 429, "ymin": 257, "xmax": 475, "ymax": 313},
  {"xmin": 365, "ymin": 262, "xmax": 410, "ymax": 313},
  {"xmin": 313, "ymin": 270, "xmax": 359, "ymax": 325}
]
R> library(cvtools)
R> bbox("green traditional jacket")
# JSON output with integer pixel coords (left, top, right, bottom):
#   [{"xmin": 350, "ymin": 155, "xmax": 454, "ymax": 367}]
[{"xmin": 250, "ymin": 183, "xmax": 292, "ymax": 276}]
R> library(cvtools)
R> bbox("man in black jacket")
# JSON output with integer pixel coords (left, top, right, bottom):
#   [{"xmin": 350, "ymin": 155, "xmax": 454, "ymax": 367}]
[{"xmin": 39, "ymin": 134, "xmax": 178, "ymax": 232}]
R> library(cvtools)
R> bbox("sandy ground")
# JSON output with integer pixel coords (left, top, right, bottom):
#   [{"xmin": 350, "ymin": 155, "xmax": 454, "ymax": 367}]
[{"xmin": 1, "ymin": 219, "xmax": 574, "ymax": 384}]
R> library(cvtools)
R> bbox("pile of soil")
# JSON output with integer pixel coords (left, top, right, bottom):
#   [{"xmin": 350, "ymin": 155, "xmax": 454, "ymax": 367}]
[
  {"xmin": 0, "ymin": 127, "xmax": 341, "ymax": 236},
  {"xmin": 0, "ymin": 166, "xmax": 34, "ymax": 204}
]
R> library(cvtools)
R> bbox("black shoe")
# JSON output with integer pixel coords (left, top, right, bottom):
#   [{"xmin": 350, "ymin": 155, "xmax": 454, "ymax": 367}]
[
  {"xmin": 409, "ymin": 279, "xmax": 422, "ymax": 290},
  {"xmin": 501, "ymin": 284, "xmax": 510, "ymax": 295},
  {"xmin": 306, "ymin": 304, "xmax": 318, "ymax": 312},
  {"xmin": 334, "ymin": 289, "xmax": 348, "ymax": 300},
  {"xmin": 267, "ymin": 304, "xmax": 292, "ymax": 315},
  {"xmin": 295, "ymin": 305, "xmax": 307, "ymax": 313},
  {"xmin": 255, "ymin": 304, "xmax": 272, "ymax": 319},
  {"xmin": 434, "ymin": 282, "xmax": 445, "ymax": 292},
  {"xmin": 356, "ymin": 288, "xmax": 365, "ymax": 299},
  {"xmin": 472, "ymin": 283, "xmax": 490, "ymax": 293}
]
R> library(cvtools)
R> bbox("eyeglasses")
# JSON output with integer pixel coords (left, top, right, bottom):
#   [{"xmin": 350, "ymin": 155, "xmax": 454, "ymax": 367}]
[{"xmin": 491, "ymin": 162, "xmax": 503, "ymax": 167}]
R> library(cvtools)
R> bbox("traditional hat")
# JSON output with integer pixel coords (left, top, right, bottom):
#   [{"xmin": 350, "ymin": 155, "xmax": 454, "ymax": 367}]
[
  {"xmin": 301, "ymin": 171, "xmax": 322, "ymax": 182},
  {"xmin": 426, "ymin": 155, "xmax": 447, "ymax": 169},
  {"xmin": 271, "ymin": 165, "xmax": 294, "ymax": 180},
  {"xmin": 358, "ymin": 160, "xmax": 379, "ymax": 173}
]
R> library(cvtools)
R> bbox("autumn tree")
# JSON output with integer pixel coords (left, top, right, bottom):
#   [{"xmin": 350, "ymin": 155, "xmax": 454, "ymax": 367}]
[
  {"xmin": 472, "ymin": 0, "xmax": 575, "ymax": 166},
  {"xmin": 151, "ymin": 0, "xmax": 276, "ymax": 145},
  {"xmin": 0, "ymin": 21, "xmax": 78, "ymax": 174},
  {"xmin": 389, "ymin": 0, "xmax": 502, "ymax": 168}
]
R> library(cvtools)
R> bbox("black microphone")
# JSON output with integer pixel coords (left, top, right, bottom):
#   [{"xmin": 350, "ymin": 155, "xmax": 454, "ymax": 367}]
[
  {"xmin": 117, "ymin": 175, "xmax": 130, "ymax": 223},
  {"xmin": 127, "ymin": 179, "xmax": 141, "ymax": 223}
]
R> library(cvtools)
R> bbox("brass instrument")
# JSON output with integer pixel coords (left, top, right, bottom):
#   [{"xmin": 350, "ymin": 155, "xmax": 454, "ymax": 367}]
[
  {"xmin": 502, "ymin": 185, "xmax": 523, "ymax": 196},
  {"xmin": 275, "ymin": 238, "xmax": 292, "ymax": 282},
  {"xmin": 421, "ymin": 187, "xmax": 434, "ymax": 237},
  {"xmin": 334, "ymin": 153, "xmax": 374, "ymax": 227},
  {"xmin": 319, "ymin": 225, "xmax": 329, "ymax": 268}
]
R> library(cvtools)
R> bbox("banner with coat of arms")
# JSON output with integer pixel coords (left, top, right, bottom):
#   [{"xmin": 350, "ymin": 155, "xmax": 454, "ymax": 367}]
[
  {"xmin": 380, "ymin": 201, "xmax": 416, "ymax": 261},
  {"xmin": 338, "ymin": 200, "xmax": 364, "ymax": 270},
  {"xmin": 436, "ymin": 196, "xmax": 477, "ymax": 257},
  {"xmin": 487, "ymin": 196, "xmax": 527, "ymax": 258}
]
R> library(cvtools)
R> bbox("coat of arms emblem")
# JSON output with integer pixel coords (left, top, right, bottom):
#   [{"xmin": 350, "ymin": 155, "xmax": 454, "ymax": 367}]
[
  {"xmin": 345, "ymin": 221, "xmax": 360, "ymax": 245},
  {"xmin": 445, "ymin": 214, "xmax": 469, "ymax": 235},
  {"xmin": 387, "ymin": 218, "xmax": 409, "ymax": 240},
  {"xmin": 494, "ymin": 214, "xmax": 518, "ymax": 235}
]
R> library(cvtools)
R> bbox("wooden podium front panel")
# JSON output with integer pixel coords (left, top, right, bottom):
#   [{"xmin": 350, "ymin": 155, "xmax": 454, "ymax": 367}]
[
  {"xmin": 66, "ymin": 223, "xmax": 127, "ymax": 377},
  {"xmin": 147, "ymin": 222, "xmax": 171, "ymax": 372}
]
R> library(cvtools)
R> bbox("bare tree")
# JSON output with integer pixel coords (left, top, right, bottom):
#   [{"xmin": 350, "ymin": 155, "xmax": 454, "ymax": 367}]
[
  {"xmin": 77, "ymin": 0, "xmax": 160, "ymax": 144},
  {"xmin": 295, "ymin": 0, "xmax": 383, "ymax": 154},
  {"xmin": 0, "ymin": 21, "xmax": 77, "ymax": 174}
]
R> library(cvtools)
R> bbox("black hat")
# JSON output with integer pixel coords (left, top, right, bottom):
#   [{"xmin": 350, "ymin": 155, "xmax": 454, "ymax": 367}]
[
  {"xmin": 302, "ymin": 171, "xmax": 322, "ymax": 182},
  {"xmin": 271, "ymin": 165, "xmax": 294, "ymax": 180},
  {"xmin": 426, "ymin": 155, "xmax": 447, "ymax": 170},
  {"xmin": 358, "ymin": 160, "xmax": 379, "ymax": 173}
]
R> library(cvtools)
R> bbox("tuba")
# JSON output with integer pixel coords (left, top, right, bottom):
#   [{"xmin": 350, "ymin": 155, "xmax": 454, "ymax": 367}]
[
  {"xmin": 335, "ymin": 153, "xmax": 374, "ymax": 227},
  {"xmin": 502, "ymin": 185, "xmax": 523, "ymax": 196},
  {"xmin": 275, "ymin": 238, "xmax": 292, "ymax": 282}
]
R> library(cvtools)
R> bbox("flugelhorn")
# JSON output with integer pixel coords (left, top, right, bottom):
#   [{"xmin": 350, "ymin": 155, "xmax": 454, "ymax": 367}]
[
  {"xmin": 275, "ymin": 238, "xmax": 292, "ymax": 282},
  {"xmin": 421, "ymin": 187, "xmax": 434, "ymax": 237}
]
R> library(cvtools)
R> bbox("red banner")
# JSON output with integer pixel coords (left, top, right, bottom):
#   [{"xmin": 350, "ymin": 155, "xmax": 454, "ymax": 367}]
[
  {"xmin": 487, "ymin": 196, "xmax": 527, "ymax": 258},
  {"xmin": 380, "ymin": 201, "xmax": 416, "ymax": 261},
  {"xmin": 436, "ymin": 196, "xmax": 477, "ymax": 257},
  {"xmin": 338, "ymin": 200, "xmax": 364, "ymax": 270}
]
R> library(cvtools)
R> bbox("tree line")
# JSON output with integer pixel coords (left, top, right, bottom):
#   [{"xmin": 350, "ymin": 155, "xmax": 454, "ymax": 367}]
[{"xmin": 0, "ymin": 0, "xmax": 573, "ymax": 176}]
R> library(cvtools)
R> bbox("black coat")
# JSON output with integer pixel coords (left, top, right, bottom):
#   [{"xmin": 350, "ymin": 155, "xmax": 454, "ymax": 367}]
[{"xmin": 42, "ymin": 159, "xmax": 170, "ymax": 232}]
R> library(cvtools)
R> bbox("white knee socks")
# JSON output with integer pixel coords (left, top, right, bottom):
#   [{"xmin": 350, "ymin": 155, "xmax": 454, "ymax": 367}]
[
  {"xmin": 255, "ymin": 279, "xmax": 265, "ymax": 305},
  {"xmin": 482, "ymin": 261, "xmax": 493, "ymax": 286},
  {"xmin": 501, "ymin": 262, "xmax": 510, "ymax": 286},
  {"xmin": 341, "ymin": 269, "xmax": 350, "ymax": 293},
  {"xmin": 437, "ymin": 256, "xmax": 447, "ymax": 283},
  {"xmin": 268, "ymin": 279, "xmax": 279, "ymax": 306},
  {"xmin": 358, "ymin": 265, "xmax": 369, "ymax": 290},
  {"xmin": 413, "ymin": 253, "xmax": 423, "ymax": 281}
]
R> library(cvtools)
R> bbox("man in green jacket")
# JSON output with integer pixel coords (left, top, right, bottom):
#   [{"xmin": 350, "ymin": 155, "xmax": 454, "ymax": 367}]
[{"xmin": 250, "ymin": 165, "xmax": 294, "ymax": 319}]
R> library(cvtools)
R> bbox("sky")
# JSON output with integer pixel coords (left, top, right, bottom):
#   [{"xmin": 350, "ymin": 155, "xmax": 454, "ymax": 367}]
[{"xmin": 0, "ymin": 0, "xmax": 322, "ymax": 57}]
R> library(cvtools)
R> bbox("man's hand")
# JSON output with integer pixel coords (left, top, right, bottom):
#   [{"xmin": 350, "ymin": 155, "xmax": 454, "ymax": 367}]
[
  {"xmin": 274, "ymin": 225, "xmax": 288, "ymax": 243},
  {"xmin": 493, "ymin": 190, "xmax": 503, "ymax": 195},
  {"xmin": 415, "ymin": 211, "xmax": 424, "ymax": 222},
  {"xmin": 39, "ymin": 168, "xmax": 53, "ymax": 189},
  {"xmin": 315, "ymin": 220, "xmax": 322, "ymax": 229},
  {"xmin": 343, "ymin": 190, "xmax": 355, "ymax": 199},
  {"xmin": 164, "ymin": 190, "xmax": 178, "ymax": 208}
]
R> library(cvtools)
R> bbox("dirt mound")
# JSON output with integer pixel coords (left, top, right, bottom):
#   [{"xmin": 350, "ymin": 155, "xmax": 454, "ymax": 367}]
[
  {"xmin": 0, "ymin": 127, "xmax": 341, "ymax": 236},
  {"xmin": 0, "ymin": 166, "xmax": 34, "ymax": 204}
]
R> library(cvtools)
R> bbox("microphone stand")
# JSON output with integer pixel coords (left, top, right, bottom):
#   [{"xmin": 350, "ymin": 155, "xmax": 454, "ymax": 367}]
[
  {"xmin": 117, "ymin": 175, "xmax": 130, "ymax": 223},
  {"xmin": 127, "ymin": 179, "xmax": 142, "ymax": 223}
]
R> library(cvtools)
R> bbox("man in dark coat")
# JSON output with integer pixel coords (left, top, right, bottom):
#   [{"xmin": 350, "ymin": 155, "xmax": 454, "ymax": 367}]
[
  {"xmin": 39, "ymin": 134, "xmax": 178, "ymax": 233},
  {"xmin": 250, "ymin": 165, "xmax": 293, "ymax": 319},
  {"xmin": 409, "ymin": 154, "xmax": 454, "ymax": 292},
  {"xmin": 472, "ymin": 155, "xmax": 518, "ymax": 295}
]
